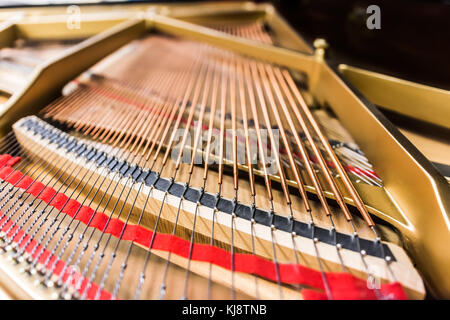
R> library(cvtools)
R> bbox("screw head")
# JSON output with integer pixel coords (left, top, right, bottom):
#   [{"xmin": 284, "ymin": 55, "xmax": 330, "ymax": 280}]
[{"xmin": 313, "ymin": 38, "xmax": 329, "ymax": 50}]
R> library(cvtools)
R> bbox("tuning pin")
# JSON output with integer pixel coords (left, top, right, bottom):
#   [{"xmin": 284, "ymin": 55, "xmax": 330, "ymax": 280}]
[
  {"xmin": 71, "ymin": 291, "xmax": 80, "ymax": 300},
  {"xmin": 24, "ymin": 266, "xmax": 37, "ymax": 276},
  {"xmin": 26, "ymin": 255, "xmax": 34, "ymax": 264},
  {"xmin": 12, "ymin": 254, "xmax": 24, "ymax": 264},
  {"xmin": 42, "ymin": 279, "xmax": 54, "ymax": 288},
  {"xmin": 60, "ymin": 292, "xmax": 72, "ymax": 300},
  {"xmin": 36, "ymin": 264, "xmax": 47, "ymax": 276},
  {"xmin": 55, "ymin": 278, "xmax": 63, "ymax": 288}
]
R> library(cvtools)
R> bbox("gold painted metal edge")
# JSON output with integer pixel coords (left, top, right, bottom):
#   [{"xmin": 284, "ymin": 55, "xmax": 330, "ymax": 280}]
[
  {"xmin": 338, "ymin": 64, "xmax": 450, "ymax": 129},
  {"xmin": 149, "ymin": 14, "xmax": 315, "ymax": 75},
  {"xmin": 159, "ymin": 1, "xmax": 265, "ymax": 19},
  {"xmin": 14, "ymin": 12, "xmax": 140, "ymax": 40},
  {"xmin": 0, "ymin": 20, "xmax": 16, "ymax": 49},
  {"xmin": 313, "ymin": 62, "xmax": 450, "ymax": 299},
  {"xmin": 0, "ymin": 2, "xmax": 313, "ymax": 54},
  {"xmin": 0, "ymin": 2, "xmax": 264, "ymax": 18}
]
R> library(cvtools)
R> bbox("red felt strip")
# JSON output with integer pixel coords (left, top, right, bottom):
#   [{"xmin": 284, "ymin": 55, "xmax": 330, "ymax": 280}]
[
  {"xmin": 6, "ymin": 156, "xmax": 21, "ymax": 167},
  {"xmin": 0, "ymin": 214, "xmax": 112, "ymax": 300},
  {"xmin": 0, "ymin": 158, "xmax": 407, "ymax": 300},
  {"xmin": 0, "ymin": 154, "xmax": 12, "ymax": 167},
  {"xmin": 301, "ymin": 274, "xmax": 407, "ymax": 300}
]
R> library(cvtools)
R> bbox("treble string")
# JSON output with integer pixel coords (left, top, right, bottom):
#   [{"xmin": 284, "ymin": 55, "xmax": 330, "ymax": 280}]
[
  {"xmin": 16, "ymin": 45, "xmax": 167, "ymax": 284},
  {"xmin": 0, "ymin": 142, "xmax": 71, "ymax": 253},
  {"xmin": 131, "ymin": 45, "xmax": 206, "ymax": 300},
  {"xmin": 157, "ymin": 49, "xmax": 211, "ymax": 300},
  {"xmin": 58, "ymin": 66, "xmax": 185, "ymax": 297},
  {"xmin": 0, "ymin": 140, "xmax": 62, "ymax": 240},
  {"xmin": 64, "ymin": 40, "xmax": 198, "ymax": 298},
  {"xmin": 6, "ymin": 146, "xmax": 81, "ymax": 263},
  {"xmin": 53, "ymin": 50, "xmax": 184, "ymax": 298},
  {"xmin": 0, "ymin": 139, "xmax": 47, "ymax": 202},
  {"xmin": 179, "ymin": 52, "xmax": 215, "ymax": 300},
  {"xmin": 206, "ymin": 53, "xmax": 227, "ymax": 299},
  {"xmin": 127, "ymin": 45, "xmax": 207, "ymax": 299},
  {"xmin": 24, "ymin": 137, "xmax": 121, "ymax": 282},
  {"xmin": 13, "ymin": 79, "xmax": 145, "ymax": 265},
  {"xmin": 10, "ymin": 137, "xmax": 106, "ymax": 267},
  {"xmin": 84, "ymin": 47, "xmax": 201, "ymax": 300}
]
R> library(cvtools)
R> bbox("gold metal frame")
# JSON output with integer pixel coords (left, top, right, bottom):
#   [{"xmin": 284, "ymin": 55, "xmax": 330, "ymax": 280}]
[
  {"xmin": 0, "ymin": 1, "xmax": 448, "ymax": 298},
  {"xmin": 338, "ymin": 65, "xmax": 450, "ymax": 129}
]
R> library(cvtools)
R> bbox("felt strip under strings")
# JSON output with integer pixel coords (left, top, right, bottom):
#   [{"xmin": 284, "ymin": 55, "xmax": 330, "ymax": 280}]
[{"xmin": 0, "ymin": 154, "xmax": 407, "ymax": 299}]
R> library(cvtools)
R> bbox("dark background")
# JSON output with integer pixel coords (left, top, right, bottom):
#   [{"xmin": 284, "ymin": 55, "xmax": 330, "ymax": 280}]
[{"xmin": 269, "ymin": 0, "xmax": 450, "ymax": 90}]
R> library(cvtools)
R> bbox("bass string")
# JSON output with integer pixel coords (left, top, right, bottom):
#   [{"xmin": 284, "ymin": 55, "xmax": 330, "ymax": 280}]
[
  {"xmin": 235, "ymin": 27, "xmax": 315, "ymax": 298},
  {"xmin": 245, "ymin": 23, "xmax": 396, "ymax": 284},
  {"xmin": 233, "ymin": 49, "xmax": 261, "ymax": 299},
  {"xmin": 239, "ymin": 24, "xmax": 376, "ymax": 295},
  {"xmin": 112, "ymin": 63, "xmax": 174, "ymax": 152},
  {"xmin": 54, "ymin": 40, "xmax": 166, "ymax": 139},
  {"xmin": 178, "ymin": 30, "xmax": 308, "ymax": 298},
  {"xmin": 210, "ymin": 23, "xmax": 390, "ymax": 298},
  {"xmin": 222, "ymin": 28, "xmax": 284, "ymax": 299},
  {"xmin": 157, "ymin": 41, "xmax": 272, "ymax": 299},
  {"xmin": 206, "ymin": 52, "xmax": 230, "ymax": 299},
  {"xmin": 220, "ymin": 25, "xmax": 297, "ymax": 298},
  {"xmin": 81, "ymin": 61, "xmax": 168, "ymax": 145},
  {"xmin": 237, "ymin": 25, "xmax": 344, "ymax": 296},
  {"xmin": 148, "ymin": 36, "xmax": 294, "ymax": 299}
]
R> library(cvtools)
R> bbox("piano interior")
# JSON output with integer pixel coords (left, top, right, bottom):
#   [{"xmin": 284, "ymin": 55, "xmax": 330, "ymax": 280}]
[{"xmin": 0, "ymin": 1, "xmax": 447, "ymax": 301}]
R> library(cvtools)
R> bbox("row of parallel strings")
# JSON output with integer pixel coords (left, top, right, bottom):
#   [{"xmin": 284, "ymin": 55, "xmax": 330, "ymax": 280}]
[{"xmin": 0, "ymin": 25, "xmax": 394, "ymax": 299}]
